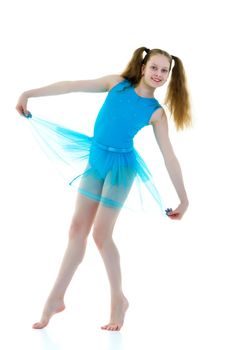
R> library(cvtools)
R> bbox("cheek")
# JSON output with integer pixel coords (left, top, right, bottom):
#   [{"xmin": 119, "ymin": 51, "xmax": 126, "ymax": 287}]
[{"xmin": 145, "ymin": 69, "xmax": 152, "ymax": 77}]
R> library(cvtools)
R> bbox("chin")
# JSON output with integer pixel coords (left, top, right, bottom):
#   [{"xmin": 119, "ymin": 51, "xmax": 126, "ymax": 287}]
[
  {"xmin": 149, "ymin": 82, "xmax": 163, "ymax": 89},
  {"xmin": 148, "ymin": 79, "xmax": 163, "ymax": 87}
]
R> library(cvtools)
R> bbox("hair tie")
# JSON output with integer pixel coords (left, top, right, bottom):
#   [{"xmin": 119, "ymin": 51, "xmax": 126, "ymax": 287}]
[{"xmin": 144, "ymin": 48, "xmax": 150, "ymax": 54}]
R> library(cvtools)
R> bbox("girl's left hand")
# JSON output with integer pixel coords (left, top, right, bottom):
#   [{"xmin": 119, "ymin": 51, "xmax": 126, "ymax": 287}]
[{"xmin": 167, "ymin": 201, "xmax": 189, "ymax": 220}]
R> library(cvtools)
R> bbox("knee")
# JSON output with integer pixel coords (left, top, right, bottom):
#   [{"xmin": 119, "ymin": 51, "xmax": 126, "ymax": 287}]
[
  {"xmin": 92, "ymin": 225, "xmax": 110, "ymax": 250},
  {"xmin": 68, "ymin": 218, "xmax": 91, "ymax": 240}
]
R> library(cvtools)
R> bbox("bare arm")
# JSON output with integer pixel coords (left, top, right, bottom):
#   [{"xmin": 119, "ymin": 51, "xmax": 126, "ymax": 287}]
[
  {"xmin": 16, "ymin": 74, "xmax": 124, "ymax": 116},
  {"xmin": 150, "ymin": 109, "xmax": 189, "ymax": 218},
  {"xmin": 23, "ymin": 74, "xmax": 123, "ymax": 98}
]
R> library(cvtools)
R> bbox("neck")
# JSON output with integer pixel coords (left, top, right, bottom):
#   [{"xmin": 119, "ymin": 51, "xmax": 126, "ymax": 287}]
[{"xmin": 134, "ymin": 80, "xmax": 155, "ymax": 98}]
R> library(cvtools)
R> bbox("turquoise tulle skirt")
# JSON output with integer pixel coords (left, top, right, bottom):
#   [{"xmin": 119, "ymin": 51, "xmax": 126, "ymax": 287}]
[{"xmin": 24, "ymin": 114, "xmax": 166, "ymax": 216}]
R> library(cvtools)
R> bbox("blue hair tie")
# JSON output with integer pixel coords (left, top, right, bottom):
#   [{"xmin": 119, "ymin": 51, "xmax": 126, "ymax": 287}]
[
  {"xmin": 23, "ymin": 111, "xmax": 32, "ymax": 118},
  {"xmin": 165, "ymin": 208, "xmax": 173, "ymax": 215}
]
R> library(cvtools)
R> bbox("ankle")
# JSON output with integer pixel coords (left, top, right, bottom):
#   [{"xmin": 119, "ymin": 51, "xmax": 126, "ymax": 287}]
[
  {"xmin": 47, "ymin": 293, "xmax": 65, "ymax": 302},
  {"xmin": 111, "ymin": 292, "xmax": 127, "ymax": 302}
]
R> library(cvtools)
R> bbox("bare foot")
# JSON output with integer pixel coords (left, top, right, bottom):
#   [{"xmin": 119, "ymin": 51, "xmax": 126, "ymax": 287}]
[
  {"xmin": 32, "ymin": 298, "xmax": 65, "ymax": 329},
  {"xmin": 101, "ymin": 296, "xmax": 129, "ymax": 331}
]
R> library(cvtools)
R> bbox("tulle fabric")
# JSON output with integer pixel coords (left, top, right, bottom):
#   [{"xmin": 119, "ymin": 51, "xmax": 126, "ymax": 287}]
[{"xmin": 25, "ymin": 115, "xmax": 166, "ymax": 215}]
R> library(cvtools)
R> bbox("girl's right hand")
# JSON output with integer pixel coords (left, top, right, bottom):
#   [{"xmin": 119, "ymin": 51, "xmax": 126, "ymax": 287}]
[{"xmin": 15, "ymin": 93, "xmax": 30, "ymax": 117}]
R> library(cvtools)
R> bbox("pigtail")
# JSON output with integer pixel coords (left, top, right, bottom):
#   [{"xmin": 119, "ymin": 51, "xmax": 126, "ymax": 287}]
[
  {"xmin": 122, "ymin": 47, "xmax": 192, "ymax": 131},
  {"xmin": 121, "ymin": 47, "xmax": 149, "ymax": 85},
  {"xmin": 164, "ymin": 56, "xmax": 192, "ymax": 131}
]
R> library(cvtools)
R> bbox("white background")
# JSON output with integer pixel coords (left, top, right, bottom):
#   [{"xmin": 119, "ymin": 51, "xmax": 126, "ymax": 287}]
[{"xmin": 1, "ymin": 0, "xmax": 233, "ymax": 349}]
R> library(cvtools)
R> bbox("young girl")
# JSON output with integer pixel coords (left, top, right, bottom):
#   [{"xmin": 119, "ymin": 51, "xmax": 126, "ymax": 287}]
[{"xmin": 16, "ymin": 47, "xmax": 191, "ymax": 331}]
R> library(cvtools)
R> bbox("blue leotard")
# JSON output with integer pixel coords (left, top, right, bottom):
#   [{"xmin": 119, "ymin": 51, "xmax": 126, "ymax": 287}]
[
  {"xmin": 25, "ymin": 79, "xmax": 166, "ymax": 214},
  {"xmin": 93, "ymin": 79, "xmax": 161, "ymax": 148}
]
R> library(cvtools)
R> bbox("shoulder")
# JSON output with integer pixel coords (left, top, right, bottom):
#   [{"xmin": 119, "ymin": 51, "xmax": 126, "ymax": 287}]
[
  {"xmin": 107, "ymin": 75, "xmax": 126, "ymax": 90},
  {"xmin": 148, "ymin": 106, "xmax": 165, "ymax": 125}
]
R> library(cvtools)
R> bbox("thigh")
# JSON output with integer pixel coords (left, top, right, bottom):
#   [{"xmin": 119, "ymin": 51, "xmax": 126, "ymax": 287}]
[
  {"xmin": 71, "ymin": 171, "xmax": 104, "ymax": 232},
  {"xmin": 93, "ymin": 204, "xmax": 121, "ymax": 241},
  {"xmin": 77, "ymin": 166, "xmax": 104, "ymax": 202},
  {"xmin": 100, "ymin": 169, "xmax": 135, "ymax": 209},
  {"xmin": 93, "ymin": 170, "xmax": 135, "ymax": 237},
  {"xmin": 69, "ymin": 193, "xmax": 99, "ymax": 236}
]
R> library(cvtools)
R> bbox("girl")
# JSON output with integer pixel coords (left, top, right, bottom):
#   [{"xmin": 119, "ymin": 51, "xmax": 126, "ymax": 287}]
[{"xmin": 16, "ymin": 47, "xmax": 191, "ymax": 331}]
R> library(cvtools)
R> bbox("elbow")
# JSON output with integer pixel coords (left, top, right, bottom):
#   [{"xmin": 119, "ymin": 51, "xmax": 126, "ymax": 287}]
[{"xmin": 65, "ymin": 81, "xmax": 76, "ymax": 93}]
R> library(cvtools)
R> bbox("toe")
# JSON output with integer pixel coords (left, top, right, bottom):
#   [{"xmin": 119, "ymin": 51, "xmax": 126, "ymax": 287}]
[
  {"xmin": 32, "ymin": 321, "xmax": 47, "ymax": 329},
  {"xmin": 109, "ymin": 324, "xmax": 118, "ymax": 331},
  {"xmin": 32, "ymin": 323, "xmax": 41, "ymax": 329},
  {"xmin": 101, "ymin": 323, "xmax": 121, "ymax": 331},
  {"xmin": 103, "ymin": 324, "xmax": 112, "ymax": 331}
]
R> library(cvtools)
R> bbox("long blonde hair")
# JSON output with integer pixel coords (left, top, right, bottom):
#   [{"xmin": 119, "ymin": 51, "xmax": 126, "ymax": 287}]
[{"xmin": 121, "ymin": 47, "xmax": 192, "ymax": 131}]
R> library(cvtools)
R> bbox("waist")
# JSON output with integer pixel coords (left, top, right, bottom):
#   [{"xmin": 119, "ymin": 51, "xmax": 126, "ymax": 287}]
[{"xmin": 92, "ymin": 139, "xmax": 133, "ymax": 153}]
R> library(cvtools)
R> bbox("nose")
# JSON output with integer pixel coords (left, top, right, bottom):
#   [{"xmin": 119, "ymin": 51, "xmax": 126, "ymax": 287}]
[
  {"xmin": 153, "ymin": 73, "xmax": 162, "ymax": 80},
  {"xmin": 154, "ymin": 71, "xmax": 162, "ymax": 78}
]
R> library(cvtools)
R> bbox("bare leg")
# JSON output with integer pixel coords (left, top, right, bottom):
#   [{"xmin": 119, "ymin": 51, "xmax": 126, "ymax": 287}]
[
  {"xmin": 32, "ymin": 193, "xmax": 99, "ymax": 329},
  {"xmin": 93, "ymin": 205, "xmax": 129, "ymax": 331}
]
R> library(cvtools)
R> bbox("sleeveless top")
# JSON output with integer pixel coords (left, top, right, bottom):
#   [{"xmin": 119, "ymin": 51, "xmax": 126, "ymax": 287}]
[{"xmin": 93, "ymin": 79, "xmax": 162, "ymax": 149}]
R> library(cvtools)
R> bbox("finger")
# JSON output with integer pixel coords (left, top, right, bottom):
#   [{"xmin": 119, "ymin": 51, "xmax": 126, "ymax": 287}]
[
  {"xmin": 22, "ymin": 109, "xmax": 30, "ymax": 117},
  {"xmin": 23, "ymin": 110, "xmax": 32, "ymax": 118},
  {"xmin": 169, "ymin": 213, "xmax": 179, "ymax": 218},
  {"xmin": 169, "ymin": 211, "xmax": 178, "ymax": 215},
  {"xmin": 16, "ymin": 105, "xmax": 25, "ymax": 116},
  {"xmin": 170, "ymin": 213, "xmax": 181, "ymax": 220}
]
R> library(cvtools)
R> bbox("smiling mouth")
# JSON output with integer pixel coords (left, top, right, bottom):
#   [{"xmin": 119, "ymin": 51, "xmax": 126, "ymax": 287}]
[{"xmin": 152, "ymin": 78, "xmax": 161, "ymax": 82}]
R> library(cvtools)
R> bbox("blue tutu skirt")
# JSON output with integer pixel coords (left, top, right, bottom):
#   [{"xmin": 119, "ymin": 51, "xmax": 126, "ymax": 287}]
[{"xmin": 24, "ymin": 114, "xmax": 166, "ymax": 216}]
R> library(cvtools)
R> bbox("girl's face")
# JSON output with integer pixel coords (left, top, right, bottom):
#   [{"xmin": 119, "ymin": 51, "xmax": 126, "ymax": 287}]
[{"xmin": 141, "ymin": 54, "xmax": 170, "ymax": 88}]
